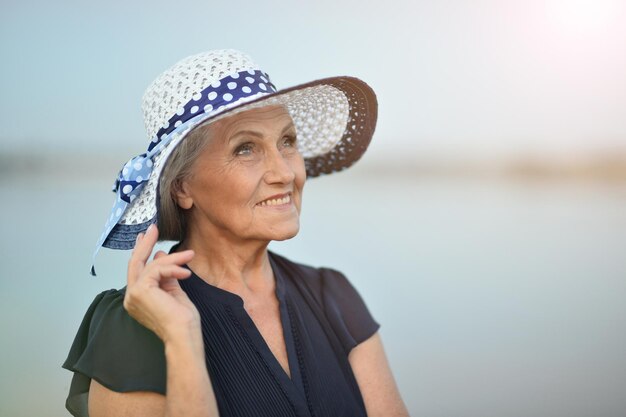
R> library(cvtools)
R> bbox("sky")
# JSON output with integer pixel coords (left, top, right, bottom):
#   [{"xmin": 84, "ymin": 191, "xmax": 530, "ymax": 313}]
[{"xmin": 1, "ymin": 0, "xmax": 626, "ymax": 160}]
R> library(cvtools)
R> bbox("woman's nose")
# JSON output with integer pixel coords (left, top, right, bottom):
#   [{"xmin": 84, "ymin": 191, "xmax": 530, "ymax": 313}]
[{"xmin": 263, "ymin": 149, "xmax": 296, "ymax": 184}]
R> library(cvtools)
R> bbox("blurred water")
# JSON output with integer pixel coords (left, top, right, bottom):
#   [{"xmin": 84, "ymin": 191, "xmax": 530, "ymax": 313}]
[{"xmin": 1, "ymin": 171, "xmax": 625, "ymax": 417}]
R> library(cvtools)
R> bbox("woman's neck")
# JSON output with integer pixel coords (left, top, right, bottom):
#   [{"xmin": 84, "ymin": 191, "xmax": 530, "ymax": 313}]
[{"xmin": 175, "ymin": 227, "xmax": 275, "ymax": 297}]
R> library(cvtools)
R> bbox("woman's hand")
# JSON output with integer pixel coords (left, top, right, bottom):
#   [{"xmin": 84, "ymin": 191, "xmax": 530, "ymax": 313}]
[
  {"xmin": 91, "ymin": 224, "xmax": 219, "ymax": 417},
  {"xmin": 124, "ymin": 224, "xmax": 199, "ymax": 343}
]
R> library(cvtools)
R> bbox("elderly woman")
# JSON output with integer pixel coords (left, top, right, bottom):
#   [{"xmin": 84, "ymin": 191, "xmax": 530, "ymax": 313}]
[{"xmin": 63, "ymin": 50, "xmax": 409, "ymax": 417}]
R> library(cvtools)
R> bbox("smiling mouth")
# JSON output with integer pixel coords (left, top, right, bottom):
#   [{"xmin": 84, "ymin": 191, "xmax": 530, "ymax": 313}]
[{"xmin": 257, "ymin": 194, "xmax": 291, "ymax": 207}]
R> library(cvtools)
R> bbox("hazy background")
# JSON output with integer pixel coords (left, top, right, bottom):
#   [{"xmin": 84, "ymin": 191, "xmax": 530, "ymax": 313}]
[{"xmin": 1, "ymin": 0, "xmax": 625, "ymax": 416}]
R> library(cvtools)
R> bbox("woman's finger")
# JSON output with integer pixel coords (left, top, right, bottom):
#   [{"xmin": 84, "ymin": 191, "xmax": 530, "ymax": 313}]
[
  {"xmin": 127, "ymin": 233, "xmax": 144, "ymax": 286},
  {"xmin": 160, "ymin": 276, "xmax": 184, "ymax": 291},
  {"xmin": 160, "ymin": 266, "xmax": 192, "ymax": 281},
  {"xmin": 152, "ymin": 250, "xmax": 195, "ymax": 267},
  {"xmin": 125, "ymin": 264, "xmax": 191, "ymax": 305},
  {"xmin": 143, "ymin": 262, "xmax": 192, "ymax": 281},
  {"xmin": 134, "ymin": 224, "xmax": 159, "ymax": 263},
  {"xmin": 127, "ymin": 224, "xmax": 159, "ymax": 285}
]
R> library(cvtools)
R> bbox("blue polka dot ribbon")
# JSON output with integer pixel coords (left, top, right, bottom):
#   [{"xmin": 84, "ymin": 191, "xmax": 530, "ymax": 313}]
[
  {"xmin": 90, "ymin": 69, "xmax": 277, "ymax": 275},
  {"xmin": 149, "ymin": 70, "xmax": 276, "ymax": 153}
]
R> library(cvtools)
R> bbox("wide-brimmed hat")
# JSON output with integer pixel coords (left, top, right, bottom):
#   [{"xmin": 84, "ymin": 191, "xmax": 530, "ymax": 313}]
[{"xmin": 91, "ymin": 49, "xmax": 377, "ymax": 274}]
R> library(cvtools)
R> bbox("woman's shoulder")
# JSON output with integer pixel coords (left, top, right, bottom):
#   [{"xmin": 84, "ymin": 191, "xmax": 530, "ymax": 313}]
[
  {"xmin": 269, "ymin": 250, "xmax": 380, "ymax": 353},
  {"xmin": 82, "ymin": 287, "xmax": 126, "ymax": 326},
  {"xmin": 268, "ymin": 250, "xmax": 341, "ymax": 301},
  {"xmin": 268, "ymin": 250, "xmax": 346, "ymax": 281},
  {"xmin": 268, "ymin": 250, "xmax": 359, "ymax": 294},
  {"xmin": 63, "ymin": 288, "xmax": 166, "ymax": 402},
  {"xmin": 67, "ymin": 287, "xmax": 159, "ymax": 350}
]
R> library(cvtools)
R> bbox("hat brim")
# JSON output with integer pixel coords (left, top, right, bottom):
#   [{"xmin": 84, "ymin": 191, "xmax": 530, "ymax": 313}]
[{"xmin": 175, "ymin": 75, "xmax": 378, "ymax": 177}]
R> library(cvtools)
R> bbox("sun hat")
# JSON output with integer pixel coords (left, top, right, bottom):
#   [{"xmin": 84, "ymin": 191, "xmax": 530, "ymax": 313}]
[{"xmin": 90, "ymin": 49, "xmax": 377, "ymax": 275}]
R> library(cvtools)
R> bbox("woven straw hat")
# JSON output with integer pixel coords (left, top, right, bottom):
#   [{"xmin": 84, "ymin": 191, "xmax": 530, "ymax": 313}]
[{"xmin": 91, "ymin": 49, "xmax": 377, "ymax": 274}]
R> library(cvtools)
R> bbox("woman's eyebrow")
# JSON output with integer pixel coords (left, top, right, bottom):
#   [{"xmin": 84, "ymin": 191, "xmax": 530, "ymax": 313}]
[
  {"xmin": 229, "ymin": 130, "xmax": 263, "ymax": 143},
  {"xmin": 228, "ymin": 123, "xmax": 296, "ymax": 143},
  {"xmin": 281, "ymin": 123, "xmax": 296, "ymax": 134}
]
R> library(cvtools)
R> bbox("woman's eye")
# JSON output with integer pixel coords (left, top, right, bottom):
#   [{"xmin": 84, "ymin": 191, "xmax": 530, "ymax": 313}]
[
  {"xmin": 282, "ymin": 135, "xmax": 297, "ymax": 148},
  {"xmin": 234, "ymin": 143, "xmax": 254, "ymax": 156}
]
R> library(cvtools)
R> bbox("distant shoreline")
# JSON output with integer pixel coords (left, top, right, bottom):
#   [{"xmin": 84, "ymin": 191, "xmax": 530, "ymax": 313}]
[{"xmin": 2, "ymin": 150, "xmax": 626, "ymax": 182}]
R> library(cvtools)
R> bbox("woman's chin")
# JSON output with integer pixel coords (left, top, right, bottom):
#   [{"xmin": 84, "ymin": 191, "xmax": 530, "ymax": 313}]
[
  {"xmin": 265, "ymin": 222, "xmax": 300, "ymax": 242},
  {"xmin": 271, "ymin": 231, "xmax": 299, "ymax": 242}
]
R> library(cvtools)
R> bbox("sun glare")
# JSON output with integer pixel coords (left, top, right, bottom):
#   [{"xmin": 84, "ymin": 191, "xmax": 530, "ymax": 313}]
[{"xmin": 545, "ymin": 0, "xmax": 623, "ymax": 35}]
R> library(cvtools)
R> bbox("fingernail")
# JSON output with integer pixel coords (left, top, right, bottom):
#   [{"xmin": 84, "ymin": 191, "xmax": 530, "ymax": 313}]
[
  {"xmin": 136, "ymin": 233, "xmax": 143, "ymax": 243},
  {"xmin": 147, "ymin": 224, "xmax": 154, "ymax": 233}
]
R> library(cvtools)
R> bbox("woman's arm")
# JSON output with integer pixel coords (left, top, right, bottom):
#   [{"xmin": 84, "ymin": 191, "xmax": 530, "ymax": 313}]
[
  {"xmin": 88, "ymin": 225, "xmax": 219, "ymax": 417},
  {"xmin": 88, "ymin": 325, "xmax": 218, "ymax": 417},
  {"xmin": 349, "ymin": 331, "xmax": 410, "ymax": 417}
]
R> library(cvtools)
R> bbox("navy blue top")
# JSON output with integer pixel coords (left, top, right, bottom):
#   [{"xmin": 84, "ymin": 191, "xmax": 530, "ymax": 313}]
[{"xmin": 62, "ymin": 250, "xmax": 380, "ymax": 417}]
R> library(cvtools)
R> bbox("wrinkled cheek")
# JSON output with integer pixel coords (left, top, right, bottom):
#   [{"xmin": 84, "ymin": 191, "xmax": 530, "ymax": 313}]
[
  {"xmin": 295, "ymin": 181, "xmax": 306, "ymax": 214},
  {"xmin": 295, "ymin": 156, "xmax": 307, "ymax": 186}
]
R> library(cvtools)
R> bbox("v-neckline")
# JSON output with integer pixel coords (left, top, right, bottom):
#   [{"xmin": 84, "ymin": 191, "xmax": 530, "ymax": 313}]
[{"xmin": 181, "ymin": 251, "xmax": 307, "ymax": 402}]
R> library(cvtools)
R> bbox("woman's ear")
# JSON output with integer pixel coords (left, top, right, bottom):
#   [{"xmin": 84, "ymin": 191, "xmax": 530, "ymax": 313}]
[{"xmin": 173, "ymin": 179, "xmax": 194, "ymax": 210}]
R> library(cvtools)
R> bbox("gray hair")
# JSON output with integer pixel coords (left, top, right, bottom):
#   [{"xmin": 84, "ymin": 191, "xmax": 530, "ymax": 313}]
[{"xmin": 157, "ymin": 123, "xmax": 212, "ymax": 242}]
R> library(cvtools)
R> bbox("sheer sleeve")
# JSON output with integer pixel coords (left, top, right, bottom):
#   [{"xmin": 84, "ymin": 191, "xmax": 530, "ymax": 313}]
[
  {"xmin": 319, "ymin": 268, "xmax": 381, "ymax": 355},
  {"xmin": 62, "ymin": 288, "xmax": 166, "ymax": 417}
]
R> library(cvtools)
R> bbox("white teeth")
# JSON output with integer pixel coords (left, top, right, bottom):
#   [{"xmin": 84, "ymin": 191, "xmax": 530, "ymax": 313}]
[{"xmin": 259, "ymin": 195, "xmax": 291, "ymax": 206}]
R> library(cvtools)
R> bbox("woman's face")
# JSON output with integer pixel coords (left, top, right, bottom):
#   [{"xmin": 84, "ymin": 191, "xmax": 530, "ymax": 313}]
[{"xmin": 177, "ymin": 105, "xmax": 306, "ymax": 244}]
